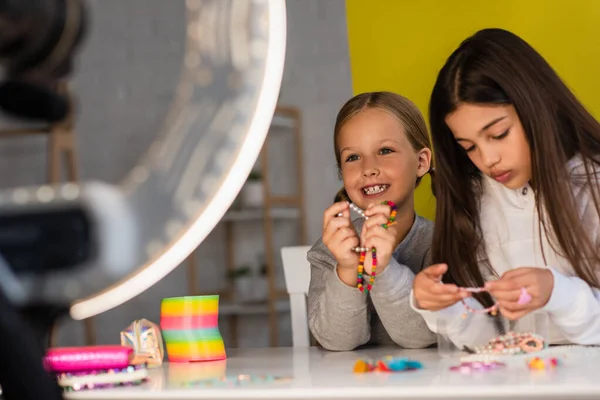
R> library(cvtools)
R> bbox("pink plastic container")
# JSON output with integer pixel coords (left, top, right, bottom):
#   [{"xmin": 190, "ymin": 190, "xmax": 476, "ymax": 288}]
[{"xmin": 44, "ymin": 345, "xmax": 133, "ymax": 372}]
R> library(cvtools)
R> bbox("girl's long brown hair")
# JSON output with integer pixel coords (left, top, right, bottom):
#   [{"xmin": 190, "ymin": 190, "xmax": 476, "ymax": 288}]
[{"xmin": 429, "ymin": 28, "xmax": 600, "ymax": 306}]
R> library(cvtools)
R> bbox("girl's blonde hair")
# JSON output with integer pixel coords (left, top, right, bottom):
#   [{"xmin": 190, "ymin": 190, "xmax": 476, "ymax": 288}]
[{"xmin": 333, "ymin": 91, "xmax": 434, "ymax": 202}]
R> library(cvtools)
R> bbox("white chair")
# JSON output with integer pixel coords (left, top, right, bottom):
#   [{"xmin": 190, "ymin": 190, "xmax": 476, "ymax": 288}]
[{"xmin": 280, "ymin": 245, "xmax": 312, "ymax": 347}]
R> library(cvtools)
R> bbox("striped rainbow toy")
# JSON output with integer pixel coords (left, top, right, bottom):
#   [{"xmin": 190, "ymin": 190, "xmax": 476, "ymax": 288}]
[{"xmin": 160, "ymin": 295, "xmax": 226, "ymax": 363}]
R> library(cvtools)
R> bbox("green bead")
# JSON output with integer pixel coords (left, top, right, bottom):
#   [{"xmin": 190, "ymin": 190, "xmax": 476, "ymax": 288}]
[{"xmin": 382, "ymin": 223, "xmax": 388, "ymax": 229}]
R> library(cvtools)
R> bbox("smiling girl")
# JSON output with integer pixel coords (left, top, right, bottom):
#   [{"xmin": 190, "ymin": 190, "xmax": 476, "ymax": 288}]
[{"xmin": 307, "ymin": 91, "xmax": 436, "ymax": 351}]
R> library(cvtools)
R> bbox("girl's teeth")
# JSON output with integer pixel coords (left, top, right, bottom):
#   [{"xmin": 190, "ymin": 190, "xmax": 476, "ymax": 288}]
[{"xmin": 364, "ymin": 185, "xmax": 388, "ymax": 195}]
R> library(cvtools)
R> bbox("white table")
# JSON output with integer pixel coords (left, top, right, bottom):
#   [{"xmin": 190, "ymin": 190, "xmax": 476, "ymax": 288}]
[{"xmin": 66, "ymin": 346, "xmax": 600, "ymax": 400}]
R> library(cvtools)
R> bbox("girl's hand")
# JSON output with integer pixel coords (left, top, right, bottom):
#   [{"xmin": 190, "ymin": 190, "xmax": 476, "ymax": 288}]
[
  {"xmin": 485, "ymin": 267, "xmax": 554, "ymax": 320},
  {"xmin": 322, "ymin": 201, "xmax": 359, "ymax": 273},
  {"xmin": 361, "ymin": 203, "xmax": 397, "ymax": 273},
  {"xmin": 413, "ymin": 264, "xmax": 470, "ymax": 311}
]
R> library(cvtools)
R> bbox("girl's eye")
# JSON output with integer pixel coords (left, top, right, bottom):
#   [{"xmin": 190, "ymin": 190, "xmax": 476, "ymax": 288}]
[
  {"xmin": 492, "ymin": 129, "xmax": 509, "ymax": 140},
  {"xmin": 463, "ymin": 129, "xmax": 508, "ymax": 153},
  {"xmin": 379, "ymin": 147, "xmax": 394, "ymax": 155},
  {"xmin": 345, "ymin": 154, "xmax": 359, "ymax": 162}
]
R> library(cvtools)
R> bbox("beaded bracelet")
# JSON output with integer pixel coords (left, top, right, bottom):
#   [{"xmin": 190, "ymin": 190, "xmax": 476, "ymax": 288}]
[
  {"xmin": 351, "ymin": 201, "xmax": 397, "ymax": 293},
  {"xmin": 466, "ymin": 331, "xmax": 547, "ymax": 355},
  {"xmin": 459, "ymin": 286, "xmax": 499, "ymax": 318},
  {"xmin": 57, "ymin": 364, "xmax": 148, "ymax": 392}
]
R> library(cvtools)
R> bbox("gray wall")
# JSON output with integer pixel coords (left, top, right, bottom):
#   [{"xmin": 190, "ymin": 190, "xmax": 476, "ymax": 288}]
[{"xmin": 0, "ymin": 0, "xmax": 353, "ymax": 348}]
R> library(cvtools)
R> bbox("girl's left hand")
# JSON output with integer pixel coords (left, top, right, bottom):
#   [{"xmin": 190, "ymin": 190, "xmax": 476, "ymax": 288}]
[
  {"xmin": 484, "ymin": 267, "xmax": 554, "ymax": 320},
  {"xmin": 360, "ymin": 203, "xmax": 399, "ymax": 274}
]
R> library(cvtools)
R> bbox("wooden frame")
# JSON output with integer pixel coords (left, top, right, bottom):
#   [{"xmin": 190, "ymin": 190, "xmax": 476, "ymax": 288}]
[{"xmin": 187, "ymin": 105, "xmax": 306, "ymax": 347}]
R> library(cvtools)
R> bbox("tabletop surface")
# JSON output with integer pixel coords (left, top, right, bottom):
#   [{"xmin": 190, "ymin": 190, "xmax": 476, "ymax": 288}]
[{"xmin": 65, "ymin": 345, "xmax": 600, "ymax": 400}]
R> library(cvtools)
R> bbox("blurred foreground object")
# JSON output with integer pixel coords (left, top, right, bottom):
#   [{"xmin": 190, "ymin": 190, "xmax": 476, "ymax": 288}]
[{"xmin": 0, "ymin": 0, "xmax": 287, "ymax": 398}]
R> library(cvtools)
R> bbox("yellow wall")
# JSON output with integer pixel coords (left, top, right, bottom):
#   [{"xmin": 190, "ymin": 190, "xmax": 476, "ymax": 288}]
[{"xmin": 345, "ymin": 0, "xmax": 600, "ymax": 220}]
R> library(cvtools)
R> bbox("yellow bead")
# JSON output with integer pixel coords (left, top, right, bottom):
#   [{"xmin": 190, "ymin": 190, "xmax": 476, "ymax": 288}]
[
  {"xmin": 528, "ymin": 358, "xmax": 545, "ymax": 370},
  {"xmin": 353, "ymin": 360, "xmax": 368, "ymax": 373}
]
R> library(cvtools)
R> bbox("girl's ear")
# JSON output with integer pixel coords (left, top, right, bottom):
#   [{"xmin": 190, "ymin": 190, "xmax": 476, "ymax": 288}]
[{"xmin": 416, "ymin": 148, "xmax": 432, "ymax": 178}]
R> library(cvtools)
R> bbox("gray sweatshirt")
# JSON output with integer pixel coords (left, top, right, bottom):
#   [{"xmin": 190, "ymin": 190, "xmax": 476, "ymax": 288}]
[{"xmin": 307, "ymin": 215, "xmax": 436, "ymax": 351}]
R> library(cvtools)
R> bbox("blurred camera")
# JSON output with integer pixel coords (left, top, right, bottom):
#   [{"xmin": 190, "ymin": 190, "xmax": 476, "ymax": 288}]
[{"xmin": 0, "ymin": 0, "xmax": 87, "ymax": 122}]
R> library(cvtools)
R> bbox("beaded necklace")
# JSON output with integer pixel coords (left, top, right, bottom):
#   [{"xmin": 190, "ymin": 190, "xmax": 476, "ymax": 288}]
[{"xmin": 348, "ymin": 201, "xmax": 397, "ymax": 293}]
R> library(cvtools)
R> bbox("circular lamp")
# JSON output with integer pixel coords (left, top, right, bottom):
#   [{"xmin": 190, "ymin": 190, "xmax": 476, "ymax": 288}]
[{"xmin": 0, "ymin": 0, "xmax": 287, "ymax": 323}]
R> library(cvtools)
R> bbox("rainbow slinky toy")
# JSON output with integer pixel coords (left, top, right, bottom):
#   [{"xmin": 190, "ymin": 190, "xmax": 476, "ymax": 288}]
[{"xmin": 160, "ymin": 295, "xmax": 226, "ymax": 363}]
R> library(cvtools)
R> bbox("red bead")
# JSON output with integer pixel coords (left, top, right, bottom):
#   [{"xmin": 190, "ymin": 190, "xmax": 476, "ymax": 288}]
[{"xmin": 376, "ymin": 361, "xmax": 390, "ymax": 371}]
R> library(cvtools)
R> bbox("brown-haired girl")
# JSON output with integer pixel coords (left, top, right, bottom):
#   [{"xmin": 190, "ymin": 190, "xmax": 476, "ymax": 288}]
[
  {"xmin": 413, "ymin": 28, "xmax": 600, "ymax": 345},
  {"xmin": 307, "ymin": 91, "xmax": 436, "ymax": 350}
]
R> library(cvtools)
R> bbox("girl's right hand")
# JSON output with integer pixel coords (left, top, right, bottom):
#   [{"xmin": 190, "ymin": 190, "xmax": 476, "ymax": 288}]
[
  {"xmin": 413, "ymin": 264, "xmax": 470, "ymax": 311},
  {"xmin": 322, "ymin": 202, "xmax": 359, "ymax": 271}
]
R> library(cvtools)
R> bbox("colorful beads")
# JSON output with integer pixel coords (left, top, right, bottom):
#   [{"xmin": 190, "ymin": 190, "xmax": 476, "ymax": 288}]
[
  {"xmin": 352, "ymin": 200, "xmax": 397, "ymax": 293},
  {"xmin": 357, "ymin": 251, "xmax": 365, "ymax": 291},
  {"xmin": 353, "ymin": 359, "xmax": 369, "ymax": 373},
  {"xmin": 449, "ymin": 361, "xmax": 505, "ymax": 374},
  {"xmin": 460, "ymin": 298, "xmax": 499, "ymax": 319},
  {"xmin": 57, "ymin": 364, "xmax": 149, "ymax": 392},
  {"xmin": 469, "ymin": 332, "xmax": 547, "ymax": 355},
  {"xmin": 385, "ymin": 357, "xmax": 423, "ymax": 371},
  {"xmin": 459, "ymin": 286, "xmax": 499, "ymax": 317},
  {"xmin": 353, "ymin": 356, "xmax": 422, "ymax": 373},
  {"xmin": 382, "ymin": 200, "xmax": 397, "ymax": 229},
  {"xmin": 527, "ymin": 357, "xmax": 559, "ymax": 370}
]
